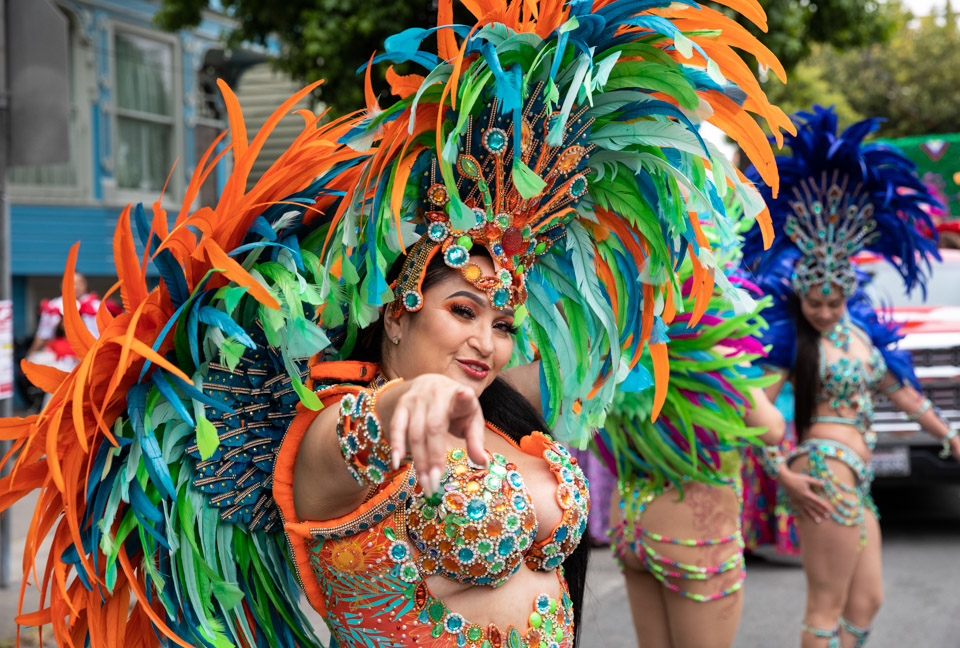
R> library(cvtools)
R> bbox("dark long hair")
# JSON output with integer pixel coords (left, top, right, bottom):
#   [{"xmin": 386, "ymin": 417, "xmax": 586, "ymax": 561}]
[
  {"xmin": 790, "ymin": 291, "xmax": 821, "ymax": 440},
  {"xmin": 349, "ymin": 251, "xmax": 589, "ymax": 643}
]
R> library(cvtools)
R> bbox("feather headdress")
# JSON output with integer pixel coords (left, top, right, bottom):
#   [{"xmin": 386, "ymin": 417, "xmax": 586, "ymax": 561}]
[{"xmin": 741, "ymin": 105, "xmax": 941, "ymax": 297}]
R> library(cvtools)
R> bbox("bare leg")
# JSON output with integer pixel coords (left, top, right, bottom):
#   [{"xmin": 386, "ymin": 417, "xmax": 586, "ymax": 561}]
[
  {"xmin": 793, "ymin": 455, "xmax": 863, "ymax": 648},
  {"xmin": 611, "ymin": 492, "xmax": 673, "ymax": 648},
  {"xmin": 839, "ymin": 510, "xmax": 882, "ymax": 647}
]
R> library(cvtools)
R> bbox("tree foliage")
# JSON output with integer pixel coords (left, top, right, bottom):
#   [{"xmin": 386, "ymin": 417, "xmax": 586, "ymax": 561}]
[
  {"xmin": 160, "ymin": 0, "xmax": 893, "ymax": 116},
  {"xmin": 763, "ymin": 2, "xmax": 960, "ymax": 138},
  {"xmin": 732, "ymin": 0, "xmax": 894, "ymax": 73},
  {"xmin": 156, "ymin": 0, "xmax": 471, "ymax": 115}
]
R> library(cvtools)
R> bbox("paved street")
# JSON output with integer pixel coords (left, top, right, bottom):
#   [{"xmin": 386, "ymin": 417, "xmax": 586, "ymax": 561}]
[
  {"xmin": 1, "ymin": 484, "xmax": 958, "ymax": 647},
  {"xmin": 582, "ymin": 483, "xmax": 960, "ymax": 647}
]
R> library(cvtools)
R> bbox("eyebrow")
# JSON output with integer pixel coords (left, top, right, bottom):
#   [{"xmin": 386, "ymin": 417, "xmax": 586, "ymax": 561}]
[{"xmin": 447, "ymin": 290, "xmax": 515, "ymax": 317}]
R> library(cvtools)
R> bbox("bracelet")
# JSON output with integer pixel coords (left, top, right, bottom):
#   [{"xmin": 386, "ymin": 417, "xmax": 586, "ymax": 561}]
[
  {"xmin": 337, "ymin": 379, "xmax": 405, "ymax": 486},
  {"xmin": 906, "ymin": 397, "xmax": 932, "ymax": 423},
  {"xmin": 760, "ymin": 445, "xmax": 785, "ymax": 479},
  {"xmin": 940, "ymin": 427, "xmax": 958, "ymax": 460},
  {"xmin": 883, "ymin": 382, "xmax": 904, "ymax": 395}
]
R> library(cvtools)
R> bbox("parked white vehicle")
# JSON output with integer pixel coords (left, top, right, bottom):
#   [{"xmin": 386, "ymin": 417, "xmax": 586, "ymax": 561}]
[{"xmin": 860, "ymin": 248, "xmax": 960, "ymax": 482}]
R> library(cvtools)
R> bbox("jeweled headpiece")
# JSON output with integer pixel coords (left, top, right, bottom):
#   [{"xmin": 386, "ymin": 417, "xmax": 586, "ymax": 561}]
[
  {"xmin": 742, "ymin": 106, "xmax": 941, "ymax": 298},
  {"xmin": 785, "ymin": 173, "xmax": 879, "ymax": 296},
  {"xmin": 392, "ymin": 87, "xmax": 591, "ymax": 314}
]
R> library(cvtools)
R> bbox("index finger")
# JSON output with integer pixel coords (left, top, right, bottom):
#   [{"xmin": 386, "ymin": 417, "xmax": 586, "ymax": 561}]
[{"xmin": 463, "ymin": 401, "xmax": 488, "ymax": 468}]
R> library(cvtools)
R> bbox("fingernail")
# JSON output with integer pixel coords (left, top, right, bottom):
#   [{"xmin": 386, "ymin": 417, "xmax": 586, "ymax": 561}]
[
  {"xmin": 429, "ymin": 468, "xmax": 441, "ymax": 494},
  {"xmin": 815, "ymin": 517, "xmax": 822, "ymax": 524},
  {"xmin": 391, "ymin": 449, "xmax": 401, "ymax": 471}
]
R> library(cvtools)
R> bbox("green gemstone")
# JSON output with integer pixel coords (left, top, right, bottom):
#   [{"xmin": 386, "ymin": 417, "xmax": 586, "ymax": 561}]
[
  {"xmin": 423, "ymin": 505, "xmax": 436, "ymax": 519},
  {"xmin": 478, "ymin": 540, "xmax": 492, "ymax": 553},
  {"xmin": 554, "ymin": 627, "xmax": 563, "ymax": 641},
  {"xmin": 459, "ymin": 155, "xmax": 480, "ymax": 178},
  {"xmin": 458, "ymin": 235, "xmax": 473, "ymax": 249},
  {"xmin": 428, "ymin": 601, "xmax": 446, "ymax": 622},
  {"xmin": 529, "ymin": 612, "xmax": 543, "ymax": 628},
  {"xmin": 481, "ymin": 641, "xmax": 492, "ymax": 648},
  {"xmin": 468, "ymin": 627, "xmax": 484, "ymax": 641},
  {"xmin": 535, "ymin": 241, "xmax": 547, "ymax": 254},
  {"xmin": 384, "ymin": 527, "xmax": 396, "ymax": 541},
  {"xmin": 444, "ymin": 524, "xmax": 458, "ymax": 538},
  {"xmin": 432, "ymin": 624, "xmax": 444, "ymax": 638},
  {"xmin": 508, "ymin": 628, "xmax": 523, "ymax": 648},
  {"xmin": 451, "ymin": 448, "xmax": 466, "ymax": 461},
  {"xmin": 549, "ymin": 599, "xmax": 557, "ymax": 613}
]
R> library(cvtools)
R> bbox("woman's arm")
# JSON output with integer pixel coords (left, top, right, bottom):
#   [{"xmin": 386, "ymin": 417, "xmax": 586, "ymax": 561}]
[
  {"xmin": 745, "ymin": 385, "xmax": 785, "ymax": 445},
  {"xmin": 879, "ymin": 372, "xmax": 960, "ymax": 461},
  {"xmin": 293, "ymin": 375, "xmax": 488, "ymax": 522},
  {"xmin": 761, "ymin": 367, "xmax": 789, "ymax": 402}
]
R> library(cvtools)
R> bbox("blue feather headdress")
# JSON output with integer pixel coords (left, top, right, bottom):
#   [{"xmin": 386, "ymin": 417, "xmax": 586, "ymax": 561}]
[{"xmin": 742, "ymin": 105, "xmax": 941, "ymax": 297}]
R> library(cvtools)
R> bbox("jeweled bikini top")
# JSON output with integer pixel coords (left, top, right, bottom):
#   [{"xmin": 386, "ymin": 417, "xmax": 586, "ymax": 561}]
[
  {"xmin": 815, "ymin": 322, "xmax": 886, "ymax": 441},
  {"xmin": 405, "ymin": 429, "xmax": 589, "ymax": 587}
]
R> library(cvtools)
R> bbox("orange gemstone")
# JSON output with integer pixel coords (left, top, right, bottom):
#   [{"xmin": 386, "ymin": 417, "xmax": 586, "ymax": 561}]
[
  {"xmin": 415, "ymin": 583, "xmax": 428, "ymax": 608},
  {"xmin": 523, "ymin": 511, "xmax": 536, "ymax": 530},
  {"xmin": 469, "ymin": 562, "xmax": 487, "ymax": 577},
  {"xmin": 526, "ymin": 628, "xmax": 543, "ymax": 644},
  {"xmin": 442, "ymin": 557, "xmax": 460, "ymax": 572},
  {"xmin": 445, "ymin": 492, "xmax": 466, "ymax": 511},
  {"xmin": 486, "ymin": 518, "xmax": 503, "ymax": 537},
  {"xmin": 465, "ymin": 480, "xmax": 482, "ymax": 494},
  {"xmin": 488, "ymin": 624, "xmax": 503, "ymax": 647},
  {"xmin": 484, "ymin": 222, "xmax": 502, "ymax": 240},
  {"xmin": 422, "ymin": 524, "xmax": 438, "ymax": 541},
  {"xmin": 439, "ymin": 539, "xmax": 454, "ymax": 553},
  {"xmin": 421, "ymin": 557, "xmax": 437, "ymax": 572},
  {"xmin": 463, "ymin": 525, "xmax": 480, "ymax": 541},
  {"xmin": 492, "ymin": 496, "xmax": 507, "ymax": 512},
  {"xmin": 454, "ymin": 464, "xmax": 469, "ymax": 477},
  {"xmin": 462, "ymin": 263, "xmax": 483, "ymax": 282}
]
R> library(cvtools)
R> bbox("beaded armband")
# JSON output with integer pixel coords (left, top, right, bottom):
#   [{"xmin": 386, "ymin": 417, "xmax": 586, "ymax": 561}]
[
  {"xmin": 906, "ymin": 397, "xmax": 932, "ymax": 423},
  {"xmin": 337, "ymin": 381, "xmax": 404, "ymax": 486},
  {"xmin": 882, "ymin": 382, "xmax": 904, "ymax": 395},
  {"xmin": 760, "ymin": 445, "xmax": 786, "ymax": 479}
]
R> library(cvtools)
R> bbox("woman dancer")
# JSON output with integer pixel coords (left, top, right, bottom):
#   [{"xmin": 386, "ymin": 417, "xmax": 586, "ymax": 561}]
[
  {"xmin": 602, "ymin": 262, "xmax": 785, "ymax": 648},
  {"xmin": 0, "ymin": 1, "xmax": 793, "ymax": 646},
  {"xmin": 741, "ymin": 106, "xmax": 960, "ymax": 648}
]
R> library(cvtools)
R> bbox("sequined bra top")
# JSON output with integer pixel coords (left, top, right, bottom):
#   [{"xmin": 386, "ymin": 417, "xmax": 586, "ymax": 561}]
[
  {"xmin": 813, "ymin": 325, "xmax": 886, "ymax": 444},
  {"xmin": 405, "ymin": 428, "xmax": 590, "ymax": 587}
]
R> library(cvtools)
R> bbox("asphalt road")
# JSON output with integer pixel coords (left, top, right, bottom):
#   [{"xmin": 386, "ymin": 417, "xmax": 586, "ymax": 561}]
[
  {"xmin": 580, "ymin": 482, "xmax": 960, "ymax": 648},
  {"xmin": 2, "ymin": 484, "xmax": 958, "ymax": 647}
]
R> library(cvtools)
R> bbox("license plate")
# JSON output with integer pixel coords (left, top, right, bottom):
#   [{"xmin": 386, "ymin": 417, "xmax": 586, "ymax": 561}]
[{"xmin": 870, "ymin": 447, "xmax": 911, "ymax": 477}]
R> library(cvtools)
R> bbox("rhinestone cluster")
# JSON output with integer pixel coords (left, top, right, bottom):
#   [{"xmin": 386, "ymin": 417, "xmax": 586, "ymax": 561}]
[
  {"xmin": 337, "ymin": 389, "xmax": 401, "ymax": 487},
  {"xmin": 392, "ymin": 82, "xmax": 593, "ymax": 314},
  {"xmin": 524, "ymin": 441, "xmax": 590, "ymax": 571},
  {"xmin": 384, "ymin": 525, "xmax": 574, "ymax": 648},
  {"xmin": 785, "ymin": 177, "xmax": 879, "ymax": 297},
  {"xmin": 406, "ymin": 449, "xmax": 537, "ymax": 586}
]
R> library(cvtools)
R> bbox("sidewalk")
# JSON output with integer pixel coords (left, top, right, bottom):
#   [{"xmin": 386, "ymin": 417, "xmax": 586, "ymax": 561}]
[{"xmin": 0, "ymin": 490, "xmax": 53, "ymax": 646}]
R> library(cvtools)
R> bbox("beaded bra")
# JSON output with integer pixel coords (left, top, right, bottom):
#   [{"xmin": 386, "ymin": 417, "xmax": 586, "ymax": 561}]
[
  {"xmin": 813, "ymin": 321, "xmax": 886, "ymax": 446},
  {"xmin": 405, "ymin": 429, "xmax": 589, "ymax": 587}
]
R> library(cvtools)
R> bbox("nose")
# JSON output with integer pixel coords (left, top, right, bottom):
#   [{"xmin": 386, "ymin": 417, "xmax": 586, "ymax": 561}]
[{"xmin": 469, "ymin": 326, "xmax": 495, "ymax": 358}]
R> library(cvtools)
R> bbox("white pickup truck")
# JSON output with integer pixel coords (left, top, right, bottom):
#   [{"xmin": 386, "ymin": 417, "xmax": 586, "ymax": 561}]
[{"xmin": 860, "ymin": 248, "xmax": 960, "ymax": 483}]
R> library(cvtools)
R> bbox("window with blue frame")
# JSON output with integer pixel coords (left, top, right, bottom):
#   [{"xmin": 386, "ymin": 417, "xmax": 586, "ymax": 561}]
[{"xmin": 114, "ymin": 30, "xmax": 175, "ymax": 194}]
